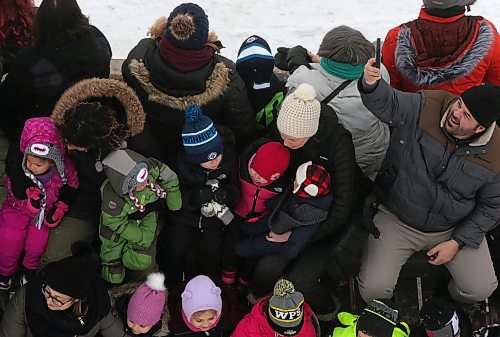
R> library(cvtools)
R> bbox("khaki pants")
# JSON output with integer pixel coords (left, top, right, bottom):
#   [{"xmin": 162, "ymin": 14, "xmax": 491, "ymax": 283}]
[
  {"xmin": 358, "ymin": 205, "xmax": 498, "ymax": 304},
  {"xmin": 40, "ymin": 217, "xmax": 96, "ymax": 267}
]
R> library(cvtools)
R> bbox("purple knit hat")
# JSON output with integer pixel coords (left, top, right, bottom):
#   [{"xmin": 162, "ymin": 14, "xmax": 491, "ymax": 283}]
[
  {"xmin": 182, "ymin": 275, "xmax": 222, "ymax": 321},
  {"xmin": 128, "ymin": 272, "xmax": 167, "ymax": 326}
]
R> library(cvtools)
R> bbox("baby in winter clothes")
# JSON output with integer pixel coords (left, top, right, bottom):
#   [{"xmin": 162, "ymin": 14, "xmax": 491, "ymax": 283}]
[
  {"xmin": 235, "ymin": 161, "xmax": 333, "ymax": 260},
  {"xmin": 100, "ymin": 149, "xmax": 182, "ymax": 284},
  {"xmin": 112, "ymin": 272, "xmax": 168, "ymax": 336},
  {"xmin": 0, "ymin": 117, "xmax": 78, "ymax": 289},
  {"xmin": 222, "ymin": 140, "xmax": 290, "ymax": 285},
  {"xmin": 167, "ymin": 275, "xmax": 232, "ymax": 337}
]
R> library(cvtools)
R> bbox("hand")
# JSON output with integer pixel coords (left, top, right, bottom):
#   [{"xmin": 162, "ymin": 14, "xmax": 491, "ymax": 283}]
[
  {"xmin": 307, "ymin": 50, "xmax": 320, "ymax": 63},
  {"xmin": 274, "ymin": 47, "xmax": 290, "ymax": 71},
  {"xmin": 44, "ymin": 201, "xmax": 69, "ymax": 228},
  {"xmin": 266, "ymin": 231, "xmax": 292, "ymax": 243},
  {"xmin": 427, "ymin": 240, "xmax": 460, "ymax": 265},
  {"xmin": 287, "ymin": 45, "xmax": 311, "ymax": 74},
  {"xmin": 364, "ymin": 58, "xmax": 382, "ymax": 85},
  {"xmin": 26, "ymin": 187, "xmax": 44, "ymax": 213},
  {"xmin": 214, "ymin": 188, "xmax": 229, "ymax": 204}
]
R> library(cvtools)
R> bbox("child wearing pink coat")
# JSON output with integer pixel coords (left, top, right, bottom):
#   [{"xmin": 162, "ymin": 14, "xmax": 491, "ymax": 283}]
[{"xmin": 0, "ymin": 117, "xmax": 78, "ymax": 289}]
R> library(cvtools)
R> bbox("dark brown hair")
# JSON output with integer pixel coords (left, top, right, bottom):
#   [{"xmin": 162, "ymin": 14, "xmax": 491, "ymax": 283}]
[{"xmin": 33, "ymin": 0, "xmax": 90, "ymax": 46}]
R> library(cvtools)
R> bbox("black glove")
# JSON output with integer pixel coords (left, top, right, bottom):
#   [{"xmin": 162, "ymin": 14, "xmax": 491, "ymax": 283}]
[
  {"xmin": 129, "ymin": 198, "xmax": 166, "ymax": 220},
  {"xmin": 10, "ymin": 171, "xmax": 36, "ymax": 200},
  {"xmin": 57, "ymin": 185, "xmax": 78, "ymax": 205},
  {"xmin": 287, "ymin": 45, "xmax": 311, "ymax": 74},
  {"xmin": 190, "ymin": 187, "xmax": 214, "ymax": 206},
  {"xmin": 214, "ymin": 188, "xmax": 230, "ymax": 204},
  {"xmin": 274, "ymin": 47, "xmax": 291, "ymax": 71}
]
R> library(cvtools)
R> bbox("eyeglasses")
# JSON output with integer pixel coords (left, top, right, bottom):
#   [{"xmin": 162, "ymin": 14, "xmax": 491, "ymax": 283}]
[{"xmin": 42, "ymin": 284, "xmax": 74, "ymax": 307}]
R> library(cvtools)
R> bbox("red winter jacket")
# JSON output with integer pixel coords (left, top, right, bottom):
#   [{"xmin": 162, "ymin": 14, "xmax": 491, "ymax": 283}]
[
  {"xmin": 382, "ymin": 8, "xmax": 500, "ymax": 95},
  {"xmin": 231, "ymin": 298, "xmax": 317, "ymax": 337}
]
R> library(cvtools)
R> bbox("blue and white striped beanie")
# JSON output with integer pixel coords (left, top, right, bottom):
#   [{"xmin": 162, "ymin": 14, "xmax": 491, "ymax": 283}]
[
  {"xmin": 236, "ymin": 35, "xmax": 275, "ymax": 90},
  {"xmin": 182, "ymin": 105, "xmax": 223, "ymax": 164}
]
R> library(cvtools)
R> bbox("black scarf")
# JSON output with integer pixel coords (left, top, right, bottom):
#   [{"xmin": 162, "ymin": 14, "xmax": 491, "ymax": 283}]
[{"xmin": 25, "ymin": 275, "xmax": 111, "ymax": 337}]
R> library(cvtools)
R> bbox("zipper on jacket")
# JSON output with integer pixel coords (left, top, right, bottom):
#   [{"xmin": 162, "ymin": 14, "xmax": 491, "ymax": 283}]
[{"xmin": 250, "ymin": 186, "xmax": 261, "ymax": 214}]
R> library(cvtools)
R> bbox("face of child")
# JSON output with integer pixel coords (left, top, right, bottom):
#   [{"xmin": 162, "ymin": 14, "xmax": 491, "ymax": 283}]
[
  {"xmin": 357, "ymin": 332, "xmax": 372, "ymax": 337},
  {"xmin": 134, "ymin": 181, "xmax": 148, "ymax": 192},
  {"xmin": 200, "ymin": 154, "xmax": 222, "ymax": 170},
  {"xmin": 249, "ymin": 167, "xmax": 269, "ymax": 184},
  {"xmin": 26, "ymin": 154, "xmax": 53, "ymax": 175},
  {"xmin": 190, "ymin": 309, "xmax": 218, "ymax": 331},
  {"xmin": 127, "ymin": 319, "xmax": 153, "ymax": 335}
]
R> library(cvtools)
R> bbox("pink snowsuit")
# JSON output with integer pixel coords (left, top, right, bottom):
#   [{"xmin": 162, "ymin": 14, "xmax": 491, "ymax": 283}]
[{"xmin": 0, "ymin": 118, "xmax": 78, "ymax": 275}]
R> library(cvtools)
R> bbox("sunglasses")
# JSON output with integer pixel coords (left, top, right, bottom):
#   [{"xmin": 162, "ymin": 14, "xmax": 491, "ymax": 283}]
[{"xmin": 42, "ymin": 283, "xmax": 74, "ymax": 307}]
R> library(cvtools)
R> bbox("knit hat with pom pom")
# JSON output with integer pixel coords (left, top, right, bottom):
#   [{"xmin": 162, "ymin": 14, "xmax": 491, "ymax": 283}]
[
  {"xmin": 182, "ymin": 275, "xmax": 222, "ymax": 322},
  {"xmin": 128, "ymin": 272, "xmax": 167, "ymax": 326},
  {"xmin": 267, "ymin": 279, "xmax": 305, "ymax": 336},
  {"xmin": 182, "ymin": 105, "xmax": 223, "ymax": 164},
  {"xmin": 165, "ymin": 3, "xmax": 209, "ymax": 50},
  {"xmin": 277, "ymin": 83, "xmax": 321, "ymax": 138}
]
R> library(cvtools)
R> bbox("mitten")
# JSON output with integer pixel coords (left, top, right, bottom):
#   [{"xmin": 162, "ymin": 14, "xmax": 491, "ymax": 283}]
[
  {"xmin": 26, "ymin": 187, "xmax": 44, "ymax": 214},
  {"xmin": 214, "ymin": 188, "xmax": 230, "ymax": 204},
  {"xmin": 190, "ymin": 187, "xmax": 214, "ymax": 206},
  {"xmin": 57, "ymin": 185, "xmax": 78, "ymax": 205},
  {"xmin": 274, "ymin": 47, "xmax": 290, "ymax": 71},
  {"xmin": 287, "ymin": 45, "xmax": 311, "ymax": 74},
  {"xmin": 44, "ymin": 201, "xmax": 69, "ymax": 228},
  {"xmin": 10, "ymin": 172, "xmax": 36, "ymax": 200}
]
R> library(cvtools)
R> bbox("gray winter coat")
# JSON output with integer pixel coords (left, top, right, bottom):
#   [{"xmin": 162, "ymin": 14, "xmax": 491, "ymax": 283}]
[
  {"xmin": 288, "ymin": 64, "xmax": 390, "ymax": 177},
  {"xmin": 359, "ymin": 79, "xmax": 500, "ymax": 248}
]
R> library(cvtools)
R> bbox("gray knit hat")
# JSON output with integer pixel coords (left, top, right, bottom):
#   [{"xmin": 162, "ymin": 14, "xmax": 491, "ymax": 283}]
[
  {"xmin": 277, "ymin": 83, "xmax": 320, "ymax": 138},
  {"xmin": 102, "ymin": 149, "xmax": 150, "ymax": 195},
  {"xmin": 423, "ymin": 0, "xmax": 476, "ymax": 9},
  {"xmin": 267, "ymin": 279, "xmax": 305, "ymax": 336},
  {"xmin": 318, "ymin": 25, "xmax": 373, "ymax": 65}
]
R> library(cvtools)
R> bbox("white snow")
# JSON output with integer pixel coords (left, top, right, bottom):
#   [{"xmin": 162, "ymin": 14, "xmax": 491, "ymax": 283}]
[{"xmin": 35, "ymin": 0, "xmax": 500, "ymax": 60}]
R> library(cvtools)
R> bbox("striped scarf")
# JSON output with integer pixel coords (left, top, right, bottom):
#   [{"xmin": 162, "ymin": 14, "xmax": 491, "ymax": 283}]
[{"xmin": 128, "ymin": 181, "xmax": 166, "ymax": 212}]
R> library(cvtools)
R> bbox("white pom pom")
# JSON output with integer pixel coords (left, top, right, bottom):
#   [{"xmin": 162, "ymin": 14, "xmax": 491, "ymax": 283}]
[
  {"xmin": 146, "ymin": 272, "xmax": 166, "ymax": 292},
  {"xmin": 293, "ymin": 83, "xmax": 316, "ymax": 101}
]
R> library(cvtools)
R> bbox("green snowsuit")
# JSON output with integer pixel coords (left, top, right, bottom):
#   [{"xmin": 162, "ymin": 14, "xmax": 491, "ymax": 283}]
[{"xmin": 99, "ymin": 150, "xmax": 182, "ymax": 284}]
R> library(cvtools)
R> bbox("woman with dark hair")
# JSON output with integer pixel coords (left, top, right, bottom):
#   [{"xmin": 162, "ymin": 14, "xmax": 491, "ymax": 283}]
[
  {"xmin": 0, "ymin": 0, "xmax": 112, "ymax": 140},
  {"xmin": 0, "ymin": 249, "xmax": 122, "ymax": 337},
  {"xmin": 0, "ymin": 0, "xmax": 36, "ymax": 76}
]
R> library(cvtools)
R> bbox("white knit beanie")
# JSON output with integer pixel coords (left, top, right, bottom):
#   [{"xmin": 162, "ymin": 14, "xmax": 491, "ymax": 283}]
[{"xmin": 277, "ymin": 83, "xmax": 321, "ymax": 138}]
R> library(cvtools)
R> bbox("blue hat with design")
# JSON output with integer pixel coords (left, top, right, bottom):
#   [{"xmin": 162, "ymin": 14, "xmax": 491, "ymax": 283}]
[
  {"xmin": 236, "ymin": 35, "xmax": 275, "ymax": 89},
  {"xmin": 182, "ymin": 105, "xmax": 223, "ymax": 164}
]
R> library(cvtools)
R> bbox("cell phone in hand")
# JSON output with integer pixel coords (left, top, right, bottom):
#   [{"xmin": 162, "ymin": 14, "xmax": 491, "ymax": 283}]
[{"xmin": 375, "ymin": 38, "xmax": 381, "ymax": 69}]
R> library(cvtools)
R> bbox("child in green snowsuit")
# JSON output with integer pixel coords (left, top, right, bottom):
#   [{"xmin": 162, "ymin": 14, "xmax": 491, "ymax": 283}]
[{"xmin": 99, "ymin": 149, "xmax": 182, "ymax": 284}]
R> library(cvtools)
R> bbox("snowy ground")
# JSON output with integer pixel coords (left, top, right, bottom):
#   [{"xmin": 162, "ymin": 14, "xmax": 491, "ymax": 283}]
[{"xmin": 36, "ymin": 0, "xmax": 500, "ymax": 60}]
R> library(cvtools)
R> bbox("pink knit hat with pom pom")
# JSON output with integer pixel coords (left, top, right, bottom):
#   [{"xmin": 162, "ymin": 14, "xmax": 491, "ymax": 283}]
[{"xmin": 128, "ymin": 272, "xmax": 167, "ymax": 326}]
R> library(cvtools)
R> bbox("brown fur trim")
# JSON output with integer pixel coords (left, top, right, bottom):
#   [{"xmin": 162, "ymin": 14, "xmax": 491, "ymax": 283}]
[
  {"xmin": 108, "ymin": 281, "xmax": 170, "ymax": 336},
  {"xmin": 51, "ymin": 78, "xmax": 145, "ymax": 137},
  {"xmin": 128, "ymin": 59, "xmax": 229, "ymax": 110},
  {"xmin": 170, "ymin": 14, "xmax": 195, "ymax": 41},
  {"xmin": 148, "ymin": 17, "xmax": 167, "ymax": 38},
  {"xmin": 206, "ymin": 31, "xmax": 223, "ymax": 53}
]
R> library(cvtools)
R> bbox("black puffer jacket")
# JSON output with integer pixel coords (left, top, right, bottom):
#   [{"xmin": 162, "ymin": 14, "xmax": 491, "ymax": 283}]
[
  {"xmin": 122, "ymin": 38, "xmax": 257, "ymax": 159},
  {"xmin": 270, "ymin": 104, "xmax": 357, "ymax": 242},
  {"xmin": 167, "ymin": 126, "xmax": 240, "ymax": 230},
  {"xmin": 0, "ymin": 26, "xmax": 112, "ymax": 139}
]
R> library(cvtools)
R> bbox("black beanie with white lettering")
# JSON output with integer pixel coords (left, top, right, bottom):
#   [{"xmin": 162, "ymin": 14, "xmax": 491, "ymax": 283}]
[{"xmin": 267, "ymin": 279, "xmax": 305, "ymax": 336}]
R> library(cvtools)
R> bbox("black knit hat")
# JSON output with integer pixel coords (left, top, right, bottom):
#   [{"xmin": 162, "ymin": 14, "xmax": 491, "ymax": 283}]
[
  {"xmin": 236, "ymin": 35, "xmax": 275, "ymax": 89},
  {"xmin": 44, "ymin": 245, "xmax": 99, "ymax": 300},
  {"xmin": 357, "ymin": 299, "xmax": 398, "ymax": 337},
  {"xmin": 420, "ymin": 298, "xmax": 460, "ymax": 337},
  {"xmin": 165, "ymin": 3, "xmax": 209, "ymax": 50},
  {"xmin": 461, "ymin": 84, "xmax": 500, "ymax": 128}
]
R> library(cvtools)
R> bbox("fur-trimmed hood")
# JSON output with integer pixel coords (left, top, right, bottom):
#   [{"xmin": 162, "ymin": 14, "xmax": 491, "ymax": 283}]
[
  {"xmin": 51, "ymin": 78, "xmax": 145, "ymax": 137},
  {"xmin": 109, "ymin": 281, "xmax": 170, "ymax": 337},
  {"xmin": 128, "ymin": 58, "xmax": 229, "ymax": 111},
  {"xmin": 395, "ymin": 18, "xmax": 494, "ymax": 87}
]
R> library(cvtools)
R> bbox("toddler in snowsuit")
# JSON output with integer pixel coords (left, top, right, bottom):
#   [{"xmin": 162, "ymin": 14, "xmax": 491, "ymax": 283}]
[
  {"xmin": 236, "ymin": 35, "xmax": 286, "ymax": 135},
  {"xmin": 235, "ymin": 161, "xmax": 333, "ymax": 260},
  {"xmin": 221, "ymin": 140, "xmax": 291, "ymax": 285},
  {"xmin": 330, "ymin": 299, "xmax": 409, "ymax": 337},
  {"xmin": 100, "ymin": 149, "xmax": 181, "ymax": 284},
  {"xmin": 0, "ymin": 117, "xmax": 78, "ymax": 288},
  {"xmin": 111, "ymin": 272, "xmax": 169, "ymax": 336},
  {"xmin": 162, "ymin": 105, "xmax": 240, "ymax": 287}
]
